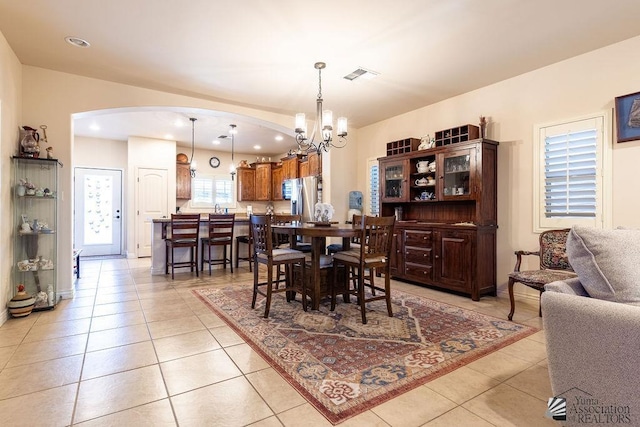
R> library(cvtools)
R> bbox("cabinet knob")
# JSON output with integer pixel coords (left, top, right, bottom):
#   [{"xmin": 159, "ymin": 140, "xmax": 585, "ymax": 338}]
[{"xmin": 435, "ymin": 255, "xmax": 440, "ymax": 259}]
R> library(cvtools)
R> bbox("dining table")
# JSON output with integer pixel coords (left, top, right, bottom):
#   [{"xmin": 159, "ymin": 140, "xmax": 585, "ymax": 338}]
[{"xmin": 271, "ymin": 222, "xmax": 361, "ymax": 310}]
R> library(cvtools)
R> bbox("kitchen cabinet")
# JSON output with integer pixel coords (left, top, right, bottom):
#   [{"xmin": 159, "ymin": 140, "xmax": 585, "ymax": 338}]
[
  {"xmin": 237, "ymin": 167, "xmax": 255, "ymax": 201},
  {"xmin": 307, "ymin": 151, "xmax": 321, "ymax": 176},
  {"xmin": 380, "ymin": 139, "xmax": 498, "ymax": 300},
  {"xmin": 272, "ymin": 165, "xmax": 284, "ymax": 200},
  {"xmin": 12, "ymin": 157, "xmax": 60, "ymax": 311},
  {"xmin": 298, "ymin": 159, "xmax": 309, "ymax": 177},
  {"xmin": 176, "ymin": 163, "xmax": 191, "ymax": 199},
  {"xmin": 282, "ymin": 156, "xmax": 299, "ymax": 180},
  {"xmin": 255, "ymin": 162, "xmax": 275, "ymax": 201}
]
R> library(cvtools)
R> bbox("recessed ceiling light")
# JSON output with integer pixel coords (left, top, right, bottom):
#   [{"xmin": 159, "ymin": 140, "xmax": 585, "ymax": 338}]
[
  {"xmin": 89, "ymin": 123, "xmax": 100, "ymax": 131},
  {"xmin": 253, "ymin": 145, "xmax": 261, "ymax": 150},
  {"xmin": 65, "ymin": 36, "xmax": 91, "ymax": 48},
  {"xmin": 165, "ymin": 134, "xmax": 174, "ymax": 140},
  {"xmin": 275, "ymin": 135, "xmax": 283, "ymax": 141},
  {"xmin": 174, "ymin": 119, "xmax": 184, "ymax": 127},
  {"xmin": 212, "ymin": 140, "xmax": 220, "ymax": 145}
]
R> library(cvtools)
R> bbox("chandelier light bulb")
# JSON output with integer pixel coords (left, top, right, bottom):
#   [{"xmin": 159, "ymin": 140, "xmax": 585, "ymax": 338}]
[
  {"xmin": 322, "ymin": 110, "xmax": 333, "ymax": 130},
  {"xmin": 337, "ymin": 117, "xmax": 348, "ymax": 137}
]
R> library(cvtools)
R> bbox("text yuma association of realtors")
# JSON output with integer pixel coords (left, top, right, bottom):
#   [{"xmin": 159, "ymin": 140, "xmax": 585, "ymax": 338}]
[{"xmin": 568, "ymin": 396, "xmax": 631, "ymax": 424}]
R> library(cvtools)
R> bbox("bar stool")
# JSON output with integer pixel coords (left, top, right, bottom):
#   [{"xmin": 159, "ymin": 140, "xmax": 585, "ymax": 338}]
[
  {"xmin": 165, "ymin": 214, "xmax": 200, "ymax": 279},
  {"xmin": 201, "ymin": 213, "xmax": 235, "ymax": 275},
  {"xmin": 235, "ymin": 235, "xmax": 252, "ymax": 272}
]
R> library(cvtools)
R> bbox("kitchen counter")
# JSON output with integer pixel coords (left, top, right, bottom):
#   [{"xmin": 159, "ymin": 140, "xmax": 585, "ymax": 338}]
[{"xmin": 150, "ymin": 215, "xmax": 251, "ymax": 275}]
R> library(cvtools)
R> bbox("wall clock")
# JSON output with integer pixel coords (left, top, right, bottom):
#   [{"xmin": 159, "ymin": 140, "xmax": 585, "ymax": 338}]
[{"xmin": 209, "ymin": 156, "xmax": 220, "ymax": 168}]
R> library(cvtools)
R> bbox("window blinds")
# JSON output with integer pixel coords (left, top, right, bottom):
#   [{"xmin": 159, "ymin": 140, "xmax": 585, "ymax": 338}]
[{"xmin": 544, "ymin": 129, "xmax": 597, "ymax": 218}]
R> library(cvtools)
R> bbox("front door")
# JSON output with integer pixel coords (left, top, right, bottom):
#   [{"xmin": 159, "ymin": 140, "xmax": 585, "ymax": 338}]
[
  {"xmin": 74, "ymin": 167, "xmax": 123, "ymax": 256},
  {"xmin": 136, "ymin": 168, "xmax": 168, "ymax": 257}
]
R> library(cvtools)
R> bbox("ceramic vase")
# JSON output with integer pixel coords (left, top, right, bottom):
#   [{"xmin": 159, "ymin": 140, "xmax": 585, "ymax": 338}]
[
  {"xmin": 16, "ymin": 184, "xmax": 26, "ymax": 197},
  {"xmin": 8, "ymin": 290, "xmax": 35, "ymax": 318}
]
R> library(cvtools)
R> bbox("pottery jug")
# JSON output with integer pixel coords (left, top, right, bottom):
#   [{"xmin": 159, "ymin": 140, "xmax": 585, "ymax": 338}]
[
  {"xmin": 416, "ymin": 161, "xmax": 429, "ymax": 171},
  {"xmin": 20, "ymin": 126, "xmax": 40, "ymax": 157}
]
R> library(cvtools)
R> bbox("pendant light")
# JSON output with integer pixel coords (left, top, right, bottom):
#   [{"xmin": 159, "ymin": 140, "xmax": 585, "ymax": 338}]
[{"xmin": 189, "ymin": 117, "xmax": 197, "ymax": 178}]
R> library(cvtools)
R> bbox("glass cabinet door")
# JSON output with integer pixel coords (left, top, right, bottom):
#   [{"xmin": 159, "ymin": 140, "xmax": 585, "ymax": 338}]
[
  {"xmin": 380, "ymin": 159, "xmax": 408, "ymax": 202},
  {"xmin": 440, "ymin": 148, "xmax": 475, "ymax": 199}
]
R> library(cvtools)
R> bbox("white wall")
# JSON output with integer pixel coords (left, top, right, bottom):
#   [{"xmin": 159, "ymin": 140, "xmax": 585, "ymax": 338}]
[
  {"xmin": 0, "ymin": 31, "xmax": 22, "ymax": 323},
  {"xmin": 355, "ymin": 35, "xmax": 640, "ymax": 300},
  {"xmin": 19, "ymin": 66, "xmax": 300, "ymax": 298}
]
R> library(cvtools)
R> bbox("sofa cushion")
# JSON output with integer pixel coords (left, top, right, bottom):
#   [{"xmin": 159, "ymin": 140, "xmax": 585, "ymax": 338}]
[{"xmin": 566, "ymin": 226, "xmax": 640, "ymax": 305}]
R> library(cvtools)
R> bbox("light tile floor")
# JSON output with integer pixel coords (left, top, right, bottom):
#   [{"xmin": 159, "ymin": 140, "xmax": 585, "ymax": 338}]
[{"xmin": 0, "ymin": 257, "xmax": 556, "ymax": 426}]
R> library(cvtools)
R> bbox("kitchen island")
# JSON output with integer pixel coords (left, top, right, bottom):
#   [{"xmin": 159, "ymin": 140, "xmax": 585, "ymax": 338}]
[{"xmin": 150, "ymin": 215, "xmax": 250, "ymax": 275}]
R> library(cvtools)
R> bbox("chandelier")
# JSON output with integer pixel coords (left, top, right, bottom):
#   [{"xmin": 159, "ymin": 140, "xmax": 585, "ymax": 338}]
[
  {"xmin": 189, "ymin": 117, "xmax": 197, "ymax": 178},
  {"xmin": 294, "ymin": 62, "xmax": 347, "ymax": 152}
]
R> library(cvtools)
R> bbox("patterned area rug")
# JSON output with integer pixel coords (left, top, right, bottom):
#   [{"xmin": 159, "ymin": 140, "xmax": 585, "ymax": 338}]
[{"xmin": 193, "ymin": 285, "xmax": 536, "ymax": 425}]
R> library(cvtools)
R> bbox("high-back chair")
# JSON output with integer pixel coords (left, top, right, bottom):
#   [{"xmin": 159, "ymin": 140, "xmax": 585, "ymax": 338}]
[
  {"xmin": 330, "ymin": 215, "xmax": 396, "ymax": 324},
  {"xmin": 200, "ymin": 213, "xmax": 235, "ymax": 275},
  {"xmin": 165, "ymin": 214, "xmax": 200, "ymax": 279},
  {"xmin": 250, "ymin": 215, "xmax": 307, "ymax": 318},
  {"xmin": 507, "ymin": 228, "xmax": 577, "ymax": 320}
]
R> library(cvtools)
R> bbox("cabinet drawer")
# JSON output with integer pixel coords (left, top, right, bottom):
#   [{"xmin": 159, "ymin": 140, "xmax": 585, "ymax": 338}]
[
  {"xmin": 405, "ymin": 247, "xmax": 432, "ymax": 264},
  {"xmin": 405, "ymin": 262, "xmax": 433, "ymax": 280},
  {"xmin": 405, "ymin": 230, "xmax": 432, "ymax": 247}
]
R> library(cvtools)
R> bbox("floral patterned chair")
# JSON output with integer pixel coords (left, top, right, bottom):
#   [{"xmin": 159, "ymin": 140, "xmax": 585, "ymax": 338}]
[{"xmin": 507, "ymin": 229, "xmax": 577, "ymax": 320}]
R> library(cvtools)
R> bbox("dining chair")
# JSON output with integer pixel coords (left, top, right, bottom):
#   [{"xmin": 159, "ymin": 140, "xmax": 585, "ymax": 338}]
[
  {"xmin": 200, "ymin": 213, "xmax": 235, "ymax": 275},
  {"xmin": 272, "ymin": 214, "xmax": 302, "ymax": 287},
  {"xmin": 327, "ymin": 215, "xmax": 373, "ymax": 295},
  {"xmin": 330, "ymin": 215, "xmax": 396, "ymax": 324},
  {"xmin": 165, "ymin": 214, "xmax": 200, "ymax": 279},
  {"xmin": 507, "ymin": 228, "xmax": 577, "ymax": 320},
  {"xmin": 251, "ymin": 215, "xmax": 307, "ymax": 318}
]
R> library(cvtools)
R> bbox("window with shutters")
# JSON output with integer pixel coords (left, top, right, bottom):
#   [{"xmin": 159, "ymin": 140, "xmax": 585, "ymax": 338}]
[
  {"xmin": 533, "ymin": 113, "xmax": 611, "ymax": 231},
  {"xmin": 368, "ymin": 159, "xmax": 380, "ymax": 216},
  {"xmin": 190, "ymin": 175, "xmax": 236, "ymax": 209}
]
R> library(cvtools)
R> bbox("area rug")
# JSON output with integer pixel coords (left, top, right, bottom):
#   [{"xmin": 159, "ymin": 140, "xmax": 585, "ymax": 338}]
[{"xmin": 193, "ymin": 284, "xmax": 537, "ymax": 425}]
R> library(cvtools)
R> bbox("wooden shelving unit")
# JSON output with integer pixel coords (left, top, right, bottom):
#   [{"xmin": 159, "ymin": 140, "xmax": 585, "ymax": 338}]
[
  {"xmin": 434, "ymin": 125, "xmax": 479, "ymax": 147},
  {"xmin": 386, "ymin": 138, "xmax": 420, "ymax": 156}
]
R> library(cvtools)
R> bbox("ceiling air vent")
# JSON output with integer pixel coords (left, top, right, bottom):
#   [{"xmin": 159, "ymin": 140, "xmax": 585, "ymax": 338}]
[{"xmin": 343, "ymin": 67, "xmax": 379, "ymax": 81}]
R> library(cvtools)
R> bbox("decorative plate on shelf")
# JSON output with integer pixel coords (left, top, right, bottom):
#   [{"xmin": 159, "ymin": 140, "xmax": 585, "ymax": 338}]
[{"xmin": 307, "ymin": 221, "xmax": 338, "ymax": 227}]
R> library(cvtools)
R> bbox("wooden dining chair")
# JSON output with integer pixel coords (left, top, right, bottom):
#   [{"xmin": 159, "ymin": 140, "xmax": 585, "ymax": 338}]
[
  {"xmin": 165, "ymin": 214, "xmax": 200, "ymax": 279},
  {"xmin": 251, "ymin": 215, "xmax": 307, "ymax": 318},
  {"xmin": 200, "ymin": 213, "xmax": 235, "ymax": 275},
  {"xmin": 330, "ymin": 215, "xmax": 396, "ymax": 324},
  {"xmin": 272, "ymin": 214, "xmax": 302, "ymax": 287},
  {"xmin": 327, "ymin": 215, "xmax": 373, "ymax": 294}
]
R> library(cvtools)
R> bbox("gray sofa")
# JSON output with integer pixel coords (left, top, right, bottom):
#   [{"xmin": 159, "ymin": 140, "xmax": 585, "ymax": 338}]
[{"xmin": 542, "ymin": 227, "xmax": 640, "ymax": 425}]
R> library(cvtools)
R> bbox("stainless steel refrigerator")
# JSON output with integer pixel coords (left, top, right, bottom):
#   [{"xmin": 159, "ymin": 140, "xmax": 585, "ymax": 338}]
[{"xmin": 288, "ymin": 176, "xmax": 321, "ymax": 223}]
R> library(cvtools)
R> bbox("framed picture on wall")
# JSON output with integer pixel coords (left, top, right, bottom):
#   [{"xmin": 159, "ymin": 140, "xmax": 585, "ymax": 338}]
[{"xmin": 615, "ymin": 90, "xmax": 640, "ymax": 143}]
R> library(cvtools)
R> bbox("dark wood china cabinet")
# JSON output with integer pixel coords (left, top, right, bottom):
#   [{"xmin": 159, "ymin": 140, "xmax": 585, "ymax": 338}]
[{"xmin": 379, "ymin": 138, "xmax": 498, "ymax": 300}]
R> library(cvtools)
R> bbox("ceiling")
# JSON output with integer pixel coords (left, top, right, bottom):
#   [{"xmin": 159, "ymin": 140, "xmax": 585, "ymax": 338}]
[{"xmin": 2, "ymin": 0, "xmax": 640, "ymax": 155}]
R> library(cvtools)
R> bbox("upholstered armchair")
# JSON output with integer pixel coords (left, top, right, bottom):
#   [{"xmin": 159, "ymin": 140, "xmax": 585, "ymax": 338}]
[{"xmin": 507, "ymin": 229, "xmax": 577, "ymax": 320}]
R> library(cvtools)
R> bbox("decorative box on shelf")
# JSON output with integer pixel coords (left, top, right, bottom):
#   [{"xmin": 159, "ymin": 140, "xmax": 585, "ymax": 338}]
[
  {"xmin": 434, "ymin": 125, "xmax": 480, "ymax": 147},
  {"xmin": 386, "ymin": 138, "xmax": 420, "ymax": 156}
]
